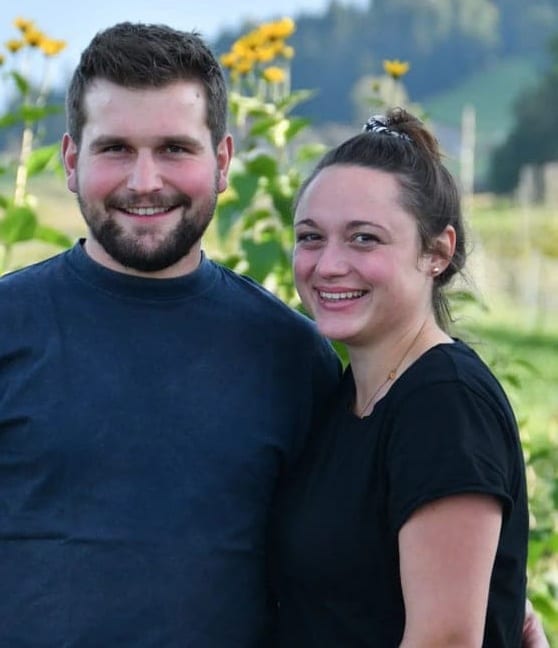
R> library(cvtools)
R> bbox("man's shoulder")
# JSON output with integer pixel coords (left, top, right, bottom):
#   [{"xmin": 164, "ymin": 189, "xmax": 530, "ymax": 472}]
[
  {"xmin": 0, "ymin": 251, "xmax": 67, "ymax": 288},
  {"xmin": 213, "ymin": 263, "xmax": 316, "ymax": 328},
  {"xmin": 0, "ymin": 251, "xmax": 69, "ymax": 315}
]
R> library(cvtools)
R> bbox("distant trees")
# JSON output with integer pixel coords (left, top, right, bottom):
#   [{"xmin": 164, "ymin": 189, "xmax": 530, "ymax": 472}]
[
  {"xmin": 4, "ymin": 1, "xmax": 558, "ymax": 195},
  {"xmin": 488, "ymin": 32, "xmax": 558, "ymax": 193},
  {"xmin": 214, "ymin": 0, "xmax": 558, "ymax": 125}
]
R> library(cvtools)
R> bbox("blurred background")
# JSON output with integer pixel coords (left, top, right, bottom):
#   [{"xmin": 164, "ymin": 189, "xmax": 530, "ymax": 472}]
[{"xmin": 1, "ymin": 0, "xmax": 558, "ymax": 643}]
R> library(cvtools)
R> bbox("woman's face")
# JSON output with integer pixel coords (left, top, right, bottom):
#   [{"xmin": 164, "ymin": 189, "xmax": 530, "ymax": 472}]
[{"xmin": 293, "ymin": 164, "xmax": 438, "ymax": 346}]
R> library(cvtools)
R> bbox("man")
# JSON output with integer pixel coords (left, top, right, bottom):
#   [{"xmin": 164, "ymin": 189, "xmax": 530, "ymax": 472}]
[{"xmin": 0, "ymin": 22, "xmax": 339, "ymax": 645}]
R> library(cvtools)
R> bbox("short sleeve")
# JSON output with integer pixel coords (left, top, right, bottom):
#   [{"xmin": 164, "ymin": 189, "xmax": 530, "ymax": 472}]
[{"xmin": 385, "ymin": 380, "xmax": 516, "ymax": 535}]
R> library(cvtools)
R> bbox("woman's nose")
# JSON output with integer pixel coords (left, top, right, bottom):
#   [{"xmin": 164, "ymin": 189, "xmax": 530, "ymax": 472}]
[{"xmin": 314, "ymin": 243, "xmax": 350, "ymax": 277}]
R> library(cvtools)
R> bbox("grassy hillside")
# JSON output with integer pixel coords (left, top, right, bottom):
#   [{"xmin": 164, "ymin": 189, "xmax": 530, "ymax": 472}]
[
  {"xmin": 423, "ymin": 56, "xmax": 539, "ymax": 140},
  {"xmin": 422, "ymin": 56, "xmax": 539, "ymax": 184}
]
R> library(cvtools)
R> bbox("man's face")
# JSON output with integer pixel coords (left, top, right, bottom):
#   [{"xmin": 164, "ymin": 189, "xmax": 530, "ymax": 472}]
[{"xmin": 62, "ymin": 79, "xmax": 232, "ymax": 277}]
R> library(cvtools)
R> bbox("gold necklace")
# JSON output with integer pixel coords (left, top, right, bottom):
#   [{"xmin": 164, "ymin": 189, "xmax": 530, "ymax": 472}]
[{"xmin": 357, "ymin": 321, "xmax": 427, "ymax": 418}]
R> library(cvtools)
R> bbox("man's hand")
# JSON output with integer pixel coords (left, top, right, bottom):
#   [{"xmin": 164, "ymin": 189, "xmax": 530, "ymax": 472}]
[{"xmin": 523, "ymin": 599, "xmax": 550, "ymax": 648}]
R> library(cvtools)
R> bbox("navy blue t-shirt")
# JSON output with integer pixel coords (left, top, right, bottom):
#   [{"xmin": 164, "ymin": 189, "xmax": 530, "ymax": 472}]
[{"xmin": 0, "ymin": 242, "xmax": 340, "ymax": 647}]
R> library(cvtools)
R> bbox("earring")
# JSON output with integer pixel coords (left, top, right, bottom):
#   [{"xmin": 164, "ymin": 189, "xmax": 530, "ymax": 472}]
[{"xmin": 432, "ymin": 267, "xmax": 440, "ymax": 276}]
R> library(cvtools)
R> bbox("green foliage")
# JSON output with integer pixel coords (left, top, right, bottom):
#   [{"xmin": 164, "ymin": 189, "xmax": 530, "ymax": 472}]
[
  {"xmin": 214, "ymin": 83, "xmax": 321, "ymax": 306},
  {"xmin": 0, "ymin": 20, "xmax": 72, "ymax": 274},
  {"xmin": 466, "ymin": 199, "xmax": 558, "ymax": 640},
  {"xmin": 468, "ymin": 319, "xmax": 558, "ymax": 642}
]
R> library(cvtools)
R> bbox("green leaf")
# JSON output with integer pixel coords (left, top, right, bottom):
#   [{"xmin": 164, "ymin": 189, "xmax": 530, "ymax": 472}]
[
  {"xmin": 218, "ymin": 252, "xmax": 243, "ymax": 272},
  {"xmin": 0, "ymin": 194, "xmax": 9, "ymax": 209},
  {"xmin": 214, "ymin": 160, "xmax": 260, "ymax": 239},
  {"xmin": 528, "ymin": 448, "xmax": 553, "ymax": 464},
  {"xmin": 230, "ymin": 171, "xmax": 260, "ymax": 206},
  {"xmin": 529, "ymin": 593, "xmax": 558, "ymax": 624},
  {"xmin": 249, "ymin": 116, "xmax": 281, "ymax": 137},
  {"xmin": 284, "ymin": 117, "xmax": 310, "ymax": 143},
  {"xmin": 229, "ymin": 93, "xmax": 272, "ymax": 119},
  {"xmin": 21, "ymin": 104, "xmax": 62, "ymax": 122},
  {"xmin": 269, "ymin": 119, "xmax": 292, "ymax": 148},
  {"xmin": 0, "ymin": 104, "xmax": 62, "ymax": 128},
  {"xmin": 0, "ymin": 205, "xmax": 37, "ymax": 244},
  {"xmin": 268, "ymin": 177, "xmax": 296, "ymax": 226},
  {"xmin": 240, "ymin": 237, "xmax": 285, "ymax": 283},
  {"xmin": 276, "ymin": 89, "xmax": 317, "ymax": 114},
  {"xmin": 240, "ymin": 207, "xmax": 275, "ymax": 232},
  {"xmin": 245, "ymin": 153, "xmax": 278, "ymax": 179},
  {"xmin": 34, "ymin": 224, "xmax": 73, "ymax": 248},
  {"xmin": 26, "ymin": 143, "xmax": 61, "ymax": 177},
  {"xmin": 0, "ymin": 112, "xmax": 21, "ymax": 128},
  {"xmin": 511, "ymin": 357, "xmax": 538, "ymax": 374},
  {"xmin": 10, "ymin": 71, "xmax": 30, "ymax": 96},
  {"xmin": 331, "ymin": 340, "xmax": 349, "ymax": 367},
  {"xmin": 295, "ymin": 143, "xmax": 327, "ymax": 163},
  {"xmin": 215, "ymin": 201, "xmax": 244, "ymax": 240},
  {"xmin": 500, "ymin": 372, "xmax": 521, "ymax": 388}
]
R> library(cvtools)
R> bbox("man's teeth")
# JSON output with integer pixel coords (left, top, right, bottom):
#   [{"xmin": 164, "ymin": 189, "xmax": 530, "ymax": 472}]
[
  {"xmin": 125, "ymin": 206, "xmax": 171, "ymax": 216},
  {"xmin": 319, "ymin": 290, "xmax": 365, "ymax": 301}
]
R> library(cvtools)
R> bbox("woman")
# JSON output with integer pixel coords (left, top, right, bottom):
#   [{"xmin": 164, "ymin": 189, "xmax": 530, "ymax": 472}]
[{"xmin": 272, "ymin": 108, "xmax": 531, "ymax": 646}]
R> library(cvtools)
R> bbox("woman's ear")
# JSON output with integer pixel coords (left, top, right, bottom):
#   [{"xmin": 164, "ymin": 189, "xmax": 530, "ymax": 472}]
[{"xmin": 429, "ymin": 225, "xmax": 456, "ymax": 276}]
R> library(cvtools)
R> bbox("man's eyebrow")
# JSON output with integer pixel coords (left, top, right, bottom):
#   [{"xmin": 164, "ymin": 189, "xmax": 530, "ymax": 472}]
[
  {"xmin": 88, "ymin": 135, "xmax": 125, "ymax": 150},
  {"xmin": 158, "ymin": 136, "xmax": 204, "ymax": 151},
  {"xmin": 88, "ymin": 135, "xmax": 205, "ymax": 151}
]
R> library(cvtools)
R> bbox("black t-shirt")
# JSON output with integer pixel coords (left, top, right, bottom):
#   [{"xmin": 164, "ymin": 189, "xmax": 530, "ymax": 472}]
[{"xmin": 272, "ymin": 340, "xmax": 528, "ymax": 647}]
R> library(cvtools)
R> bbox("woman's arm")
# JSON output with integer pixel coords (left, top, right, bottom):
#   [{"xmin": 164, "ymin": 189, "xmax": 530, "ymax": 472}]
[{"xmin": 398, "ymin": 493, "xmax": 502, "ymax": 647}]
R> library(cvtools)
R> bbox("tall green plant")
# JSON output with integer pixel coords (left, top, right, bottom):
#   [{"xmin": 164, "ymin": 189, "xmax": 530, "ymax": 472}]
[
  {"xmin": 0, "ymin": 17, "xmax": 72, "ymax": 274},
  {"xmin": 216, "ymin": 18, "xmax": 325, "ymax": 307}
]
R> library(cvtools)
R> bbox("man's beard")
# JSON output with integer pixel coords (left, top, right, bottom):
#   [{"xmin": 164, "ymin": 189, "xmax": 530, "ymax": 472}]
[{"xmin": 77, "ymin": 186, "xmax": 218, "ymax": 273}]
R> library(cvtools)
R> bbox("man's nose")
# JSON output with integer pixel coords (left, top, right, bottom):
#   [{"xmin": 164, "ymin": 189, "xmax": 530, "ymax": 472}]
[{"xmin": 127, "ymin": 151, "xmax": 163, "ymax": 193}]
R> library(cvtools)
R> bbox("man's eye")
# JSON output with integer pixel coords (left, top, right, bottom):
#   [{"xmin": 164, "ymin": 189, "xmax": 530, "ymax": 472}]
[
  {"xmin": 101, "ymin": 144, "xmax": 126, "ymax": 153},
  {"xmin": 165, "ymin": 145, "xmax": 190, "ymax": 154}
]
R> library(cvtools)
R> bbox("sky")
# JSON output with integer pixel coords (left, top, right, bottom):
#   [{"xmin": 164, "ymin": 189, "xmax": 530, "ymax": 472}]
[{"xmin": 2, "ymin": 0, "xmax": 366, "ymax": 94}]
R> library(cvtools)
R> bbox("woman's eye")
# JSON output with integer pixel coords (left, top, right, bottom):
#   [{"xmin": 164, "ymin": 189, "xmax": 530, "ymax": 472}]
[
  {"xmin": 352, "ymin": 233, "xmax": 379, "ymax": 244},
  {"xmin": 296, "ymin": 232, "xmax": 322, "ymax": 243}
]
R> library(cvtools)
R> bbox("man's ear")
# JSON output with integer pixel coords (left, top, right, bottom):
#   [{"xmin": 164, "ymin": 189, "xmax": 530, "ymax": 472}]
[
  {"xmin": 61, "ymin": 133, "xmax": 79, "ymax": 194},
  {"xmin": 216, "ymin": 134, "xmax": 234, "ymax": 194}
]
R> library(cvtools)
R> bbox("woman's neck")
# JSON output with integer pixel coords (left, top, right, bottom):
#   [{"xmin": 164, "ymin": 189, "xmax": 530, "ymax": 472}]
[{"xmin": 348, "ymin": 318, "xmax": 452, "ymax": 418}]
